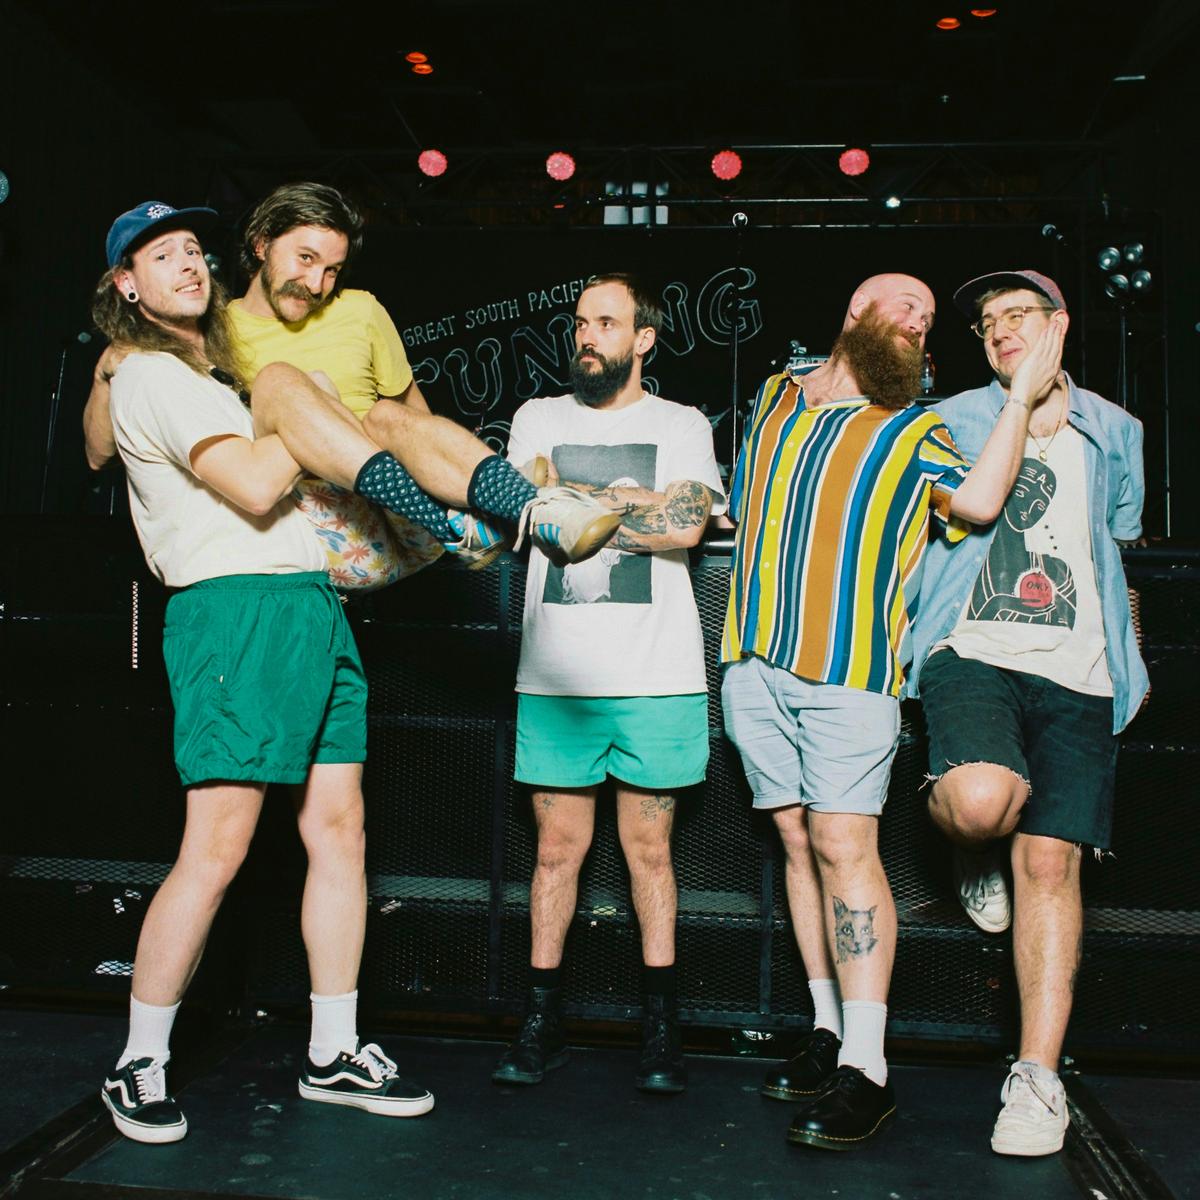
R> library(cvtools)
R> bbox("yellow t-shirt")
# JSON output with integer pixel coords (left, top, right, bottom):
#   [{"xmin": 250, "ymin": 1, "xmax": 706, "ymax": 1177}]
[{"xmin": 227, "ymin": 288, "xmax": 414, "ymax": 420}]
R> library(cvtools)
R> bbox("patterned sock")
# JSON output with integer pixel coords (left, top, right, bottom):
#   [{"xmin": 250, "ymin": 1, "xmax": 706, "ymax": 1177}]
[
  {"xmin": 838, "ymin": 1000, "xmax": 888, "ymax": 1086},
  {"xmin": 808, "ymin": 978, "xmax": 843, "ymax": 1039},
  {"xmin": 118, "ymin": 995, "xmax": 180, "ymax": 1066},
  {"xmin": 467, "ymin": 455, "xmax": 539, "ymax": 526},
  {"xmin": 354, "ymin": 451, "xmax": 455, "ymax": 542},
  {"xmin": 309, "ymin": 989, "xmax": 359, "ymax": 1067}
]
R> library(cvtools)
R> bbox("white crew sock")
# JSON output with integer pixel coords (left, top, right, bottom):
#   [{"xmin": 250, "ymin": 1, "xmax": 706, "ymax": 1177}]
[
  {"xmin": 808, "ymin": 979, "xmax": 843, "ymax": 1039},
  {"xmin": 118, "ymin": 995, "xmax": 180, "ymax": 1066},
  {"xmin": 309, "ymin": 990, "xmax": 359, "ymax": 1066},
  {"xmin": 838, "ymin": 1000, "xmax": 888, "ymax": 1086}
]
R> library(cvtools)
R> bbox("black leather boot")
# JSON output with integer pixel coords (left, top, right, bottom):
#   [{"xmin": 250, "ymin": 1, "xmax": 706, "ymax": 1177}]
[
  {"xmin": 761, "ymin": 1027, "xmax": 841, "ymax": 1101},
  {"xmin": 491, "ymin": 986, "xmax": 568, "ymax": 1085},
  {"xmin": 635, "ymin": 993, "xmax": 687, "ymax": 1093}
]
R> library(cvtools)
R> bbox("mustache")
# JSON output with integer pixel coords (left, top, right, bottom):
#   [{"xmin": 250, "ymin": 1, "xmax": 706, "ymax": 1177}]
[{"xmin": 276, "ymin": 280, "xmax": 321, "ymax": 304}]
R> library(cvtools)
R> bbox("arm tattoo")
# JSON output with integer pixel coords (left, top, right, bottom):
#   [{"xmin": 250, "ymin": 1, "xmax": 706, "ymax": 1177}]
[
  {"xmin": 622, "ymin": 505, "xmax": 668, "ymax": 535},
  {"xmin": 833, "ymin": 896, "xmax": 878, "ymax": 963},
  {"xmin": 639, "ymin": 793, "xmax": 676, "ymax": 822},
  {"xmin": 665, "ymin": 482, "xmax": 713, "ymax": 531}
]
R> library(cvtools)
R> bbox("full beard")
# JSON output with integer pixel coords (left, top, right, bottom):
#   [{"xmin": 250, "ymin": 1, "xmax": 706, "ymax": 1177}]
[
  {"xmin": 831, "ymin": 304, "xmax": 923, "ymax": 410},
  {"xmin": 569, "ymin": 347, "xmax": 635, "ymax": 407}
]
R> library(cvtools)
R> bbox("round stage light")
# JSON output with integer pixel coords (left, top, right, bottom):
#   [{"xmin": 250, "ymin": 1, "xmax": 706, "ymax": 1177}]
[
  {"xmin": 970, "ymin": 8, "xmax": 998, "ymax": 16},
  {"xmin": 418, "ymin": 149, "xmax": 448, "ymax": 177},
  {"xmin": 838, "ymin": 147, "xmax": 870, "ymax": 177},
  {"xmin": 1105, "ymin": 273, "xmax": 1131, "ymax": 299},
  {"xmin": 1131, "ymin": 269, "xmax": 1153, "ymax": 293},
  {"xmin": 711, "ymin": 149, "xmax": 743, "ymax": 181},
  {"xmin": 412, "ymin": 63, "xmax": 433, "ymax": 75},
  {"xmin": 937, "ymin": 17, "xmax": 962, "ymax": 29},
  {"xmin": 546, "ymin": 152, "xmax": 576, "ymax": 182},
  {"xmin": 884, "ymin": 195, "xmax": 902, "ymax": 210},
  {"xmin": 1097, "ymin": 246, "xmax": 1121, "ymax": 272},
  {"xmin": 1123, "ymin": 241, "xmax": 1145, "ymax": 265},
  {"xmin": 0, "ymin": 169, "xmax": 9, "ymax": 204},
  {"xmin": 405, "ymin": 51, "xmax": 428, "ymax": 63}
]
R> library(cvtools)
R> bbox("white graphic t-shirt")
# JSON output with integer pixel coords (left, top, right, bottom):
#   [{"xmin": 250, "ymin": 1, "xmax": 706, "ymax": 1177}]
[
  {"xmin": 940, "ymin": 424, "xmax": 1113, "ymax": 696},
  {"xmin": 507, "ymin": 392, "xmax": 726, "ymax": 697}
]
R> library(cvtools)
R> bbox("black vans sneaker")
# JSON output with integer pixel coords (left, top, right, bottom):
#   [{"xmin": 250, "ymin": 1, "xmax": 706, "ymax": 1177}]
[
  {"xmin": 298, "ymin": 1042, "xmax": 434, "ymax": 1117},
  {"xmin": 101, "ymin": 1056, "xmax": 188, "ymax": 1144}
]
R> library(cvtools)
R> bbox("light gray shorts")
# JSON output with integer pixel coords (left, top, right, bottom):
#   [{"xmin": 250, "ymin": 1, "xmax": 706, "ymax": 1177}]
[{"xmin": 720, "ymin": 656, "xmax": 900, "ymax": 815}]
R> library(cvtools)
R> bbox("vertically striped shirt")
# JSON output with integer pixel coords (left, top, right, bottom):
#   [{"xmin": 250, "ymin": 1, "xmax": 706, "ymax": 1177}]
[{"xmin": 723, "ymin": 372, "xmax": 970, "ymax": 696}]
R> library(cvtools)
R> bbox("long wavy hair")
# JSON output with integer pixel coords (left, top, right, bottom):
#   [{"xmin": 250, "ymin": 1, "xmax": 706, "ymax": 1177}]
[{"xmin": 91, "ymin": 262, "xmax": 243, "ymax": 380}]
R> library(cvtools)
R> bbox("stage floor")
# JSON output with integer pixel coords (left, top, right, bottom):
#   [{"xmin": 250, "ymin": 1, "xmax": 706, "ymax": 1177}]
[{"xmin": 1, "ymin": 1009, "xmax": 1194, "ymax": 1200}]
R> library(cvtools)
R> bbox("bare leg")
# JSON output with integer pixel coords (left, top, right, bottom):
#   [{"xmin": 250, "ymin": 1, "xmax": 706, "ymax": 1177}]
[
  {"xmin": 773, "ymin": 805, "xmax": 837, "ymax": 982},
  {"xmin": 363, "ymin": 398, "xmax": 491, "ymax": 507},
  {"xmin": 1011, "ymin": 833, "xmax": 1083, "ymax": 1070},
  {"xmin": 293, "ymin": 763, "xmax": 367, "ymax": 995},
  {"xmin": 130, "ymin": 783, "xmax": 265, "ymax": 1005},
  {"xmin": 807, "ymin": 813, "xmax": 895, "ymax": 1003},
  {"xmin": 615, "ymin": 787, "xmax": 677, "ymax": 966},
  {"xmin": 250, "ymin": 361, "xmax": 379, "ymax": 489},
  {"xmin": 528, "ymin": 788, "xmax": 597, "ymax": 968},
  {"xmin": 928, "ymin": 763, "xmax": 1028, "ymax": 847}
]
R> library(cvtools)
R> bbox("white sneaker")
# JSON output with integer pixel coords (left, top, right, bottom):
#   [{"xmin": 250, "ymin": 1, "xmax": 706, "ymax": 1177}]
[
  {"xmin": 991, "ymin": 1061, "xmax": 1069, "ymax": 1156},
  {"xmin": 954, "ymin": 845, "xmax": 1011, "ymax": 933},
  {"xmin": 515, "ymin": 486, "xmax": 623, "ymax": 565},
  {"xmin": 443, "ymin": 510, "xmax": 510, "ymax": 570}
]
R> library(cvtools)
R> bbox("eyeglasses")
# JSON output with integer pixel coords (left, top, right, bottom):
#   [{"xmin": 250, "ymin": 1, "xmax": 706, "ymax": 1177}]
[{"xmin": 971, "ymin": 305, "xmax": 1057, "ymax": 339}]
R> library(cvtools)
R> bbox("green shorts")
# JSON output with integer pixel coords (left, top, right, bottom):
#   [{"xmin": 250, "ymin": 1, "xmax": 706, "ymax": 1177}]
[
  {"xmin": 514, "ymin": 693, "xmax": 709, "ymax": 790},
  {"xmin": 163, "ymin": 573, "xmax": 367, "ymax": 788}
]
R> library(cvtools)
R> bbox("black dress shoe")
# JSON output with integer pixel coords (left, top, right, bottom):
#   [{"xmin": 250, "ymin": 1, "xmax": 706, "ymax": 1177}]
[
  {"xmin": 635, "ymin": 994, "xmax": 687, "ymax": 1093},
  {"xmin": 491, "ymin": 986, "xmax": 568, "ymax": 1085},
  {"xmin": 786, "ymin": 1066, "xmax": 895, "ymax": 1150},
  {"xmin": 761, "ymin": 1028, "xmax": 841, "ymax": 1101}
]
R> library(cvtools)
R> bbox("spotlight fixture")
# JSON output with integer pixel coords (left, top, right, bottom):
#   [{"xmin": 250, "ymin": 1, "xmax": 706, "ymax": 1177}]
[
  {"xmin": 1097, "ymin": 246, "xmax": 1121, "ymax": 272},
  {"xmin": 412, "ymin": 63, "xmax": 433, "ymax": 75},
  {"xmin": 545, "ymin": 152, "xmax": 576, "ymax": 182},
  {"xmin": 884, "ymin": 195, "xmax": 902, "ymax": 210},
  {"xmin": 970, "ymin": 8, "xmax": 998, "ymax": 16},
  {"xmin": 1104, "ymin": 273, "xmax": 1130, "ymax": 299},
  {"xmin": 0, "ymin": 169, "xmax": 8, "ymax": 204},
  {"xmin": 1131, "ymin": 268, "xmax": 1152, "ymax": 294},
  {"xmin": 1122, "ymin": 241, "xmax": 1145, "ymax": 265},
  {"xmin": 936, "ymin": 17, "xmax": 961, "ymax": 29},
  {"xmin": 1094, "ymin": 235, "xmax": 1154, "ymax": 410},
  {"xmin": 404, "ymin": 51, "xmax": 428, "ymax": 63},
  {"xmin": 838, "ymin": 147, "xmax": 870, "ymax": 177},
  {"xmin": 417, "ymin": 149, "xmax": 448, "ymax": 177},
  {"xmin": 711, "ymin": 149, "xmax": 742, "ymax": 181}
]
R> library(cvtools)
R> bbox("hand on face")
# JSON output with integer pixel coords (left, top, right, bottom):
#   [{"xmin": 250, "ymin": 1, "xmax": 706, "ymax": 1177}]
[{"xmin": 1009, "ymin": 310, "xmax": 1067, "ymax": 407}]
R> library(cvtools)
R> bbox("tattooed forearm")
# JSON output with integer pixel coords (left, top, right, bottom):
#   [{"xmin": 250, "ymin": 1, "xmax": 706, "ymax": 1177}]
[
  {"xmin": 639, "ymin": 793, "xmax": 676, "ymax": 822},
  {"xmin": 833, "ymin": 896, "xmax": 879, "ymax": 963},
  {"xmin": 623, "ymin": 505, "xmax": 669, "ymax": 535},
  {"xmin": 665, "ymin": 481, "xmax": 714, "ymax": 530}
]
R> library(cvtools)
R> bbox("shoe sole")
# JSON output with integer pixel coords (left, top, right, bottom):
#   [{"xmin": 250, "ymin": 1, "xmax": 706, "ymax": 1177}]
[
  {"xmin": 297, "ymin": 1080, "xmax": 435, "ymax": 1117},
  {"xmin": 491, "ymin": 1049, "xmax": 569, "ymax": 1086},
  {"xmin": 561, "ymin": 511, "xmax": 624, "ymax": 564},
  {"xmin": 101, "ymin": 1090, "xmax": 188, "ymax": 1144},
  {"xmin": 636, "ymin": 1078, "xmax": 686, "ymax": 1095},
  {"xmin": 990, "ymin": 1133, "xmax": 1066, "ymax": 1156},
  {"xmin": 457, "ymin": 541, "xmax": 508, "ymax": 572},
  {"xmin": 962, "ymin": 905, "xmax": 1012, "ymax": 934},
  {"xmin": 786, "ymin": 1105, "xmax": 895, "ymax": 1151}
]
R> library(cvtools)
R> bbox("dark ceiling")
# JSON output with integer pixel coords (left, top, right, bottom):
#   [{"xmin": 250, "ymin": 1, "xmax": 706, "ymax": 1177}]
[{"xmin": 19, "ymin": 0, "xmax": 1198, "ymax": 155}]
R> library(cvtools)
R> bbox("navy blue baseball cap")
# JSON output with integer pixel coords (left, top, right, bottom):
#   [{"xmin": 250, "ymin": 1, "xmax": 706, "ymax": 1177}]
[{"xmin": 105, "ymin": 201, "xmax": 219, "ymax": 268}]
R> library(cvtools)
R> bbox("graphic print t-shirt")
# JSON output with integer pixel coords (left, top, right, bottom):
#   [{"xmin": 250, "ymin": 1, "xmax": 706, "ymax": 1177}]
[
  {"xmin": 507, "ymin": 392, "xmax": 726, "ymax": 697},
  {"xmin": 940, "ymin": 424, "xmax": 1113, "ymax": 695}
]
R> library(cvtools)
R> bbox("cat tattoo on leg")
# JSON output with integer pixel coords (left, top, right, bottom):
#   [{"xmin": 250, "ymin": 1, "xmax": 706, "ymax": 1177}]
[{"xmin": 833, "ymin": 896, "xmax": 878, "ymax": 962}]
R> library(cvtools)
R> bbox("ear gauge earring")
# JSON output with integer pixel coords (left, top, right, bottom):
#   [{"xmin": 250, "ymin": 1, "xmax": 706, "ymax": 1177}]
[{"xmin": 126, "ymin": 291, "xmax": 139, "ymax": 302}]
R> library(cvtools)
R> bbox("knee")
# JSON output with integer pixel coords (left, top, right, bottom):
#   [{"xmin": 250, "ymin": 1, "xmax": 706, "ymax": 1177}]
[
  {"xmin": 362, "ymin": 397, "xmax": 406, "ymax": 443},
  {"xmin": 929, "ymin": 765, "xmax": 1026, "ymax": 842},
  {"xmin": 300, "ymin": 802, "xmax": 366, "ymax": 866},
  {"xmin": 1014, "ymin": 837, "xmax": 1081, "ymax": 892},
  {"xmin": 535, "ymin": 829, "xmax": 591, "ymax": 875},
  {"xmin": 773, "ymin": 808, "xmax": 812, "ymax": 862},
  {"xmin": 622, "ymin": 833, "xmax": 674, "ymax": 877},
  {"xmin": 251, "ymin": 360, "xmax": 304, "ymax": 403},
  {"xmin": 807, "ymin": 819, "xmax": 873, "ymax": 874},
  {"xmin": 179, "ymin": 835, "xmax": 251, "ymax": 898}
]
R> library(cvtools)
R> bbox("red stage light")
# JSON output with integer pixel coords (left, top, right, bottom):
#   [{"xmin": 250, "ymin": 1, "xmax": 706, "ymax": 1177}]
[
  {"xmin": 405, "ymin": 51, "xmax": 428, "ymax": 63},
  {"xmin": 711, "ymin": 149, "xmax": 742, "ymax": 181},
  {"xmin": 546, "ymin": 152, "xmax": 576, "ymax": 182},
  {"xmin": 412, "ymin": 63, "xmax": 433, "ymax": 75},
  {"xmin": 838, "ymin": 147, "xmax": 870, "ymax": 177},
  {"xmin": 418, "ymin": 149, "xmax": 448, "ymax": 177},
  {"xmin": 970, "ymin": 8, "xmax": 998, "ymax": 15},
  {"xmin": 936, "ymin": 16, "xmax": 961, "ymax": 28}
]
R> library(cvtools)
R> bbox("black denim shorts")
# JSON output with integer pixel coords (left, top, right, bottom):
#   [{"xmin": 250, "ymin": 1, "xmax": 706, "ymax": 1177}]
[{"xmin": 920, "ymin": 648, "xmax": 1119, "ymax": 850}]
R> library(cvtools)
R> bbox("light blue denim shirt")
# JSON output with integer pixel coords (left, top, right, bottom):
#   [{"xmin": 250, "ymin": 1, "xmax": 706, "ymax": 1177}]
[{"xmin": 905, "ymin": 373, "xmax": 1148, "ymax": 733}]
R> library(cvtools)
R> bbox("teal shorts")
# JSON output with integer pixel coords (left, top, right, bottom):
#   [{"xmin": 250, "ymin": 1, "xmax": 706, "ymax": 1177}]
[
  {"xmin": 163, "ymin": 573, "xmax": 367, "ymax": 788},
  {"xmin": 514, "ymin": 693, "xmax": 709, "ymax": 790}
]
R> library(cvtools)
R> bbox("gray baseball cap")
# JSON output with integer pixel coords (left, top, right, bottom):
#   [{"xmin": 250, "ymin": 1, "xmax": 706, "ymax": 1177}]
[{"xmin": 953, "ymin": 269, "xmax": 1067, "ymax": 317}]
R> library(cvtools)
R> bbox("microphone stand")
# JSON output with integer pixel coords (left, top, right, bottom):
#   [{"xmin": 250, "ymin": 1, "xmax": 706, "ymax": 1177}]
[{"xmin": 727, "ymin": 212, "xmax": 749, "ymax": 472}]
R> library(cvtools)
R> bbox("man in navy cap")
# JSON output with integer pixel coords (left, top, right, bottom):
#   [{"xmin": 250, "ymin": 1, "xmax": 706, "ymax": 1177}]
[{"xmin": 907, "ymin": 270, "xmax": 1147, "ymax": 1156}]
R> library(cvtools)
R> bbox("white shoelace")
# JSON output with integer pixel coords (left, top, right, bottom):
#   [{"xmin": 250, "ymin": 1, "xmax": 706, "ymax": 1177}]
[
  {"xmin": 999, "ymin": 1066, "xmax": 1063, "ymax": 1122},
  {"xmin": 131, "ymin": 1059, "xmax": 169, "ymax": 1104},
  {"xmin": 351, "ymin": 1043, "xmax": 399, "ymax": 1082}
]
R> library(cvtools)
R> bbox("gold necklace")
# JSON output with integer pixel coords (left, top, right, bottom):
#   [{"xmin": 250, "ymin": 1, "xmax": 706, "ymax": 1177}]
[{"xmin": 1028, "ymin": 393, "xmax": 1067, "ymax": 462}]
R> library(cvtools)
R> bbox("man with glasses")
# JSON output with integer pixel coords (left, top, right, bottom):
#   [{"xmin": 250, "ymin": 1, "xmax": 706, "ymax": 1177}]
[{"xmin": 907, "ymin": 270, "xmax": 1148, "ymax": 1157}]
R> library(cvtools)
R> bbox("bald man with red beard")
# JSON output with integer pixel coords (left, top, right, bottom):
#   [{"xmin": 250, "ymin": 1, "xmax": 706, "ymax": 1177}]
[{"xmin": 721, "ymin": 274, "xmax": 1065, "ymax": 1150}]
